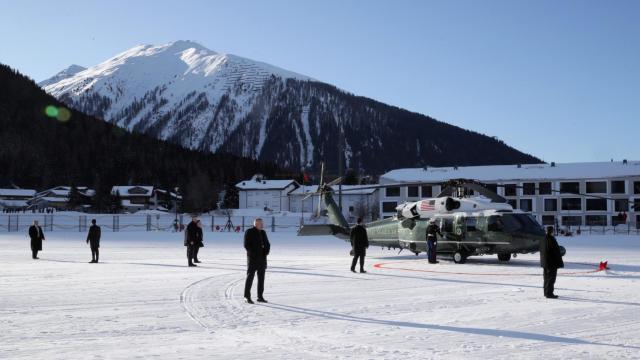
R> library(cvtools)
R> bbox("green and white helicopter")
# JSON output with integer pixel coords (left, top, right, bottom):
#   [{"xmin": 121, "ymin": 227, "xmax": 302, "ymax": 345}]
[{"xmin": 298, "ymin": 175, "xmax": 560, "ymax": 264}]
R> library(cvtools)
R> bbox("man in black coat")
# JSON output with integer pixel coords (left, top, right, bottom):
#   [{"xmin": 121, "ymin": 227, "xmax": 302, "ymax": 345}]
[
  {"xmin": 28, "ymin": 220, "xmax": 45, "ymax": 259},
  {"xmin": 540, "ymin": 226, "xmax": 564, "ymax": 298},
  {"xmin": 86, "ymin": 219, "xmax": 101, "ymax": 263},
  {"xmin": 350, "ymin": 217, "xmax": 369, "ymax": 273},
  {"xmin": 193, "ymin": 220, "xmax": 204, "ymax": 263},
  {"xmin": 426, "ymin": 219, "xmax": 442, "ymax": 264},
  {"xmin": 185, "ymin": 215, "xmax": 200, "ymax": 267},
  {"xmin": 243, "ymin": 218, "xmax": 270, "ymax": 304}
]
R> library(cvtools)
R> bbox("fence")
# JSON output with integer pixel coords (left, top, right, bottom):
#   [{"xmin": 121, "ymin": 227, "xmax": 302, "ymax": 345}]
[{"xmin": 0, "ymin": 214, "xmax": 310, "ymax": 233}]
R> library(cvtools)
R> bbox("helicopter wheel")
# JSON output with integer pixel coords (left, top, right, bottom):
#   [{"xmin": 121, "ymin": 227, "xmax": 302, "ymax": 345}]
[
  {"xmin": 453, "ymin": 251, "xmax": 466, "ymax": 264},
  {"xmin": 498, "ymin": 253, "xmax": 512, "ymax": 262}
]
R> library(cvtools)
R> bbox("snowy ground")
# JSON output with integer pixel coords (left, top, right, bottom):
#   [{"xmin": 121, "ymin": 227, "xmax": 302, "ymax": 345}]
[{"xmin": 1, "ymin": 231, "xmax": 639, "ymax": 359}]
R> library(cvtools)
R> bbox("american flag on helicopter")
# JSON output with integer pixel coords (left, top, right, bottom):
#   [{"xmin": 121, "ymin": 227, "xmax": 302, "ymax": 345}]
[{"xmin": 419, "ymin": 200, "xmax": 436, "ymax": 211}]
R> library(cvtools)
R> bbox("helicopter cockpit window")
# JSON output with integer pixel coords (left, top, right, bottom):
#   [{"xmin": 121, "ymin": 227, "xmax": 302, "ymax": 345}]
[
  {"xmin": 487, "ymin": 216, "xmax": 504, "ymax": 232},
  {"xmin": 494, "ymin": 214, "xmax": 545, "ymax": 234}
]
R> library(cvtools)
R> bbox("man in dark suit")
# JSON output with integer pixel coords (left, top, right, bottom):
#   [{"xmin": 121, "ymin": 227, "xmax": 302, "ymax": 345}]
[
  {"xmin": 86, "ymin": 219, "xmax": 101, "ymax": 263},
  {"xmin": 540, "ymin": 226, "xmax": 564, "ymax": 298},
  {"xmin": 350, "ymin": 217, "xmax": 369, "ymax": 273},
  {"xmin": 243, "ymin": 218, "xmax": 270, "ymax": 304},
  {"xmin": 28, "ymin": 220, "xmax": 45, "ymax": 259},
  {"xmin": 184, "ymin": 215, "xmax": 200, "ymax": 267},
  {"xmin": 426, "ymin": 219, "xmax": 442, "ymax": 264}
]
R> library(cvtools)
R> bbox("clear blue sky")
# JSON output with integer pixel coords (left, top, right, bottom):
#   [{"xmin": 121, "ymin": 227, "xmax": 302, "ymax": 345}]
[{"xmin": 1, "ymin": 0, "xmax": 638, "ymax": 163}]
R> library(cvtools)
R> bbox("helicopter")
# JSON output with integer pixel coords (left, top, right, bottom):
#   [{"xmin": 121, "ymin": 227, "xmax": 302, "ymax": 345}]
[{"xmin": 297, "ymin": 174, "xmax": 565, "ymax": 264}]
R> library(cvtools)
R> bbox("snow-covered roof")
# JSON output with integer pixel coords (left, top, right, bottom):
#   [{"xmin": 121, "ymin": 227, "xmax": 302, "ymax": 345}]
[
  {"xmin": 31, "ymin": 196, "xmax": 69, "ymax": 203},
  {"xmin": 236, "ymin": 179, "xmax": 297, "ymax": 190},
  {"xmin": 0, "ymin": 200, "xmax": 28, "ymax": 207},
  {"xmin": 35, "ymin": 187, "xmax": 94, "ymax": 198},
  {"xmin": 0, "ymin": 189, "xmax": 36, "ymax": 197},
  {"xmin": 154, "ymin": 189, "xmax": 182, "ymax": 200},
  {"xmin": 381, "ymin": 161, "xmax": 640, "ymax": 183},
  {"xmin": 111, "ymin": 186, "xmax": 154, "ymax": 197},
  {"xmin": 289, "ymin": 185, "xmax": 378, "ymax": 195}
]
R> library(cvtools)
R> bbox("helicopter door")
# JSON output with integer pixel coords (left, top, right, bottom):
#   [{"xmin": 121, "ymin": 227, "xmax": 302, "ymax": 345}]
[{"xmin": 453, "ymin": 214, "xmax": 466, "ymax": 239}]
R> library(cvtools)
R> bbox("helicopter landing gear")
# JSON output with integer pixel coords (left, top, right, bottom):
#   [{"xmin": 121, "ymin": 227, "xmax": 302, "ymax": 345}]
[
  {"xmin": 498, "ymin": 253, "xmax": 512, "ymax": 262},
  {"xmin": 453, "ymin": 251, "xmax": 467, "ymax": 264}
]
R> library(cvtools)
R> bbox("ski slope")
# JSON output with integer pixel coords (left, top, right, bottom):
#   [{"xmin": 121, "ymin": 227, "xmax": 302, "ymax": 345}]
[{"xmin": 1, "ymin": 232, "xmax": 639, "ymax": 359}]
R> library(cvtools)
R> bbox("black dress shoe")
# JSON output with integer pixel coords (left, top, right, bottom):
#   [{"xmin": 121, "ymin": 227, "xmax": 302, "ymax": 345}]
[
  {"xmin": 350, "ymin": 269, "xmax": 356, "ymax": 273},
  {"xmin": 194, "ymin": 260, "xmax": 201, "ymax": 263},
  {"xmin": 360, "ymin": 270, "xmax": 367, "ymax": 273},
  {"xmin": 188, "ymin": 263, "xmax": 197, "ymax": 267},
  {"xmin": 257, "ymin": 298, "xmax": 268, "ymax": 303},
  {"xmin": 245, "ymin": 298, "xmax": 254, "ymax": 304},
  {"xmin": 545, "ymin": 294, "xmax": 559, "ymax": 299},
  {"xmin": 89, "ymin": 260, "xmax": 95, "ymax": 263}
]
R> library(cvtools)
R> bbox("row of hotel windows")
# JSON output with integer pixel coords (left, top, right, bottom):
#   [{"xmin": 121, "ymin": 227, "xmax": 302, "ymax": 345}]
[
  {"xmin": 506, "ymin": 198, "xmax": 637, "ymax": 212},
  {"xmin": 541, "ymin": 215, "xmax": 639, "ymax": 227},
  {"xmin": 383, "ymin": 180, "xmax": 640, "ymax": 198},
  {"xmin": 381, "ymin": 198, "xmax": 637, "ymax": 214}
]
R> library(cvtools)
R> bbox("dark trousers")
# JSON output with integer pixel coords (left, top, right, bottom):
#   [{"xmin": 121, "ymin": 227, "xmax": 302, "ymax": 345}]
[
  {"xmin": 187, "ymin": 245, "xmax": 197, "ymax": 265},
  {"xmin": 32, "ymin": 249, "xmax": 38, "ymax": 259},
  {"xmin": 427, "ymin": 236, "xmax": 437, "ymax": 262},
  {"xmin": 91, "ymin": 247, "xmax": 99, "ymax": 262},
  {"xmin": 244, "ymin": 266, "xmax": 265, "ymax": 299},
  {"xmin": 194, "ymin": 246, "xmax": 200, "ymax": 261},
  {"xmin": 543, "ymin": 267, "xmax": 558, "ymax": 296},
  {"xmin": 351, "ymin": 253, "xmax": 365, "ymax": 271}
]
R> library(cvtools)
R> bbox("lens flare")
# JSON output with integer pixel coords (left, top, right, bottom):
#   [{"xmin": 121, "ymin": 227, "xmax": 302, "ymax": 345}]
[
  {"xmin": 56, "ymin": 107, "xmax": 71, "ymax": 122},
  {"xmin": 44, "ymin": 105, "xmax": 59, "ymax": 118}
]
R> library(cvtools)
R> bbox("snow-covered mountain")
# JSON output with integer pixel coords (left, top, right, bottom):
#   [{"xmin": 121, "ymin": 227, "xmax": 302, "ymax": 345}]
[
  {"xmin": 38, "ymin": 64, "xmax": 86, "ymax": 87},
  {"xmin": 41, "ymin": 40, "xmax": 540, "ymax": 173}
]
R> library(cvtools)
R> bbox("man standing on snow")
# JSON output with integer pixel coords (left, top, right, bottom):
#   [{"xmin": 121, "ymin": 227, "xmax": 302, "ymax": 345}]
[
  {"xmin": 185, "ymin": 215, "xmax": 200, "ymax": 267},
  {"xmin": 350, "ymin": 217, "xmax": 369, "ymax": 273},
  {"xmin": 540, "ymin": 226, "xmax": 564, "ymax": 298},
  {"xmin": 28, "ymin": 220, "xmax": 45, "ymax": 259},
  {"xmin": 86, "ymin": 219, "xmax": 101, "ymax": 263},
  {"xmin": 426, "ymin": 219, "xmax": 442, "ymax": 264},
  {"xmin": 243, "ymin": 218, "xmax": 270, "ymax": 304}
]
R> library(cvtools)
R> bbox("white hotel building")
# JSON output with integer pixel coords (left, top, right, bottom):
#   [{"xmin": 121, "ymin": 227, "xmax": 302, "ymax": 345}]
[{"xmin": 379, "ymin": 161, "xmax": 640, "ymax": 229}]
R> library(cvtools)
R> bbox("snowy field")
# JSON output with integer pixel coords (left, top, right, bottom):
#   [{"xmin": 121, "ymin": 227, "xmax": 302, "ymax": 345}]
[{"xmin": 1, "ymin": 231, "xmax": 639, "ymax": 359}]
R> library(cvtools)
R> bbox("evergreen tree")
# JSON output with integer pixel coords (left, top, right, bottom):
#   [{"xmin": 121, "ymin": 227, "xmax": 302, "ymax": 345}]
[{"xmin": 67, "ymin": 185, "xmax": 84, "ymax": 210}]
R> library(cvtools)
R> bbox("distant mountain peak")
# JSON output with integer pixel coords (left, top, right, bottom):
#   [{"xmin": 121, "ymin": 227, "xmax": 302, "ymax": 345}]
[
  {"xmin": 38, "ymin": 64, "xmax": 86, "ymax": 87},
  {"xmin": 41, "ymin": 42, "xmax": 540, "ymax": 173}
]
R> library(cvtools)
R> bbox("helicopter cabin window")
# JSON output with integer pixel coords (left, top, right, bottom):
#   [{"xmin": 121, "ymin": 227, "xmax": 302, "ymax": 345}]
[
  {"xmin": 614, "ymin": 199, "xmax": 629, "ymax": 212},
  {"xmin": 586, "ymin": 181, "xmax": 607, "ymax": 194},
  {"xmin": 421, "ymin": 186, "xmax": 433, "ymax": 198},
  {"xmin": 439, "ymin": 217, "xmax": 454, "ymax": 233},
  {"xmin": 407, "ymin": 186, "xmax": 419, "ymax": 198},
  {"xmin": 507, "ymin": 199, "xmax": 518, "ymax": 209},
  {"xmin": 539, "ymin": 182, "xmax": 552, "ymax": 195},
  {"xmin": 382, "ymin": 201, "xmax": 397, "ymax": 213},
  {"xmin": 586, "ymin": 198, "xmax": 607, "ymax": 211},
  {"xmin": 562, "ymin": 216, "xmax": 582, "ymax": 226},
  {"xmin": 522, "ymin": 183, "xmax": 536, "ymax": 195},
  {"xmin": 542, "ymin": 215, "xmax": 556, "ymax": 226},
  {"xmin": 465, "ymin": 217, "xmax": 478, "ymax": 232},
  {"xmin": 487, "ymin": 216, "xmax": 505, "ymax": 232},
  {"xmin": 544, "ymin": 198, "xmax": 558, "ymax": 211},
  {"xmin": 585, "ymin": 215, "xmax": 607, "ymax": 226},
  {"xmin": 385, "ymin": 187, "xmax": 400, "ymax": 197},
  {"xmin": 611, "ymin": 180, "xmax": 626, "ymax": 194},
  {"xmin": 504, "ymin": 184, "xmax": 517, "ymax": 197},
  {"xmin": 519, "ymin": 199, "xmax": 533, "ymax": 212},
  {"xmin": 560, "ymin": 182, "xmax": 580, "ymax": 194},
  {"xmin": 561, "ymin": 198, "xmax": 582, "ymax": 211}
]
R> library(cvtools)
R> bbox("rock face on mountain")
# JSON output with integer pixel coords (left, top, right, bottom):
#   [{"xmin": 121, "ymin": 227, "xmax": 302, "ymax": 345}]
[{"xmin": 41, "ymin": 40, "xmax": 540, "ymax": 174}]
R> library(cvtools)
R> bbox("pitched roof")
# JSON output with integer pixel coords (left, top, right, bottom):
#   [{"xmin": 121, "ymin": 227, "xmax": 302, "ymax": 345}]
[
  {"xmin": 0, "ymin": 189, "xmax": 36, "ymax": 197},
  {"xmin": 236, "ymin": 179, "xmax": 297, "ymax": 190},
  {"xmin": 381, "ymin": 161, "xmax": 640, "ymax": 183},
  {"xmin": 111, "ymin": 186, "xmax": 154, "ymax": 196}
]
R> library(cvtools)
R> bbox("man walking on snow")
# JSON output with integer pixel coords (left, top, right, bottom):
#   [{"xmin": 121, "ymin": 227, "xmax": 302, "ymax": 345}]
[
  {"xmin": 350, "ymin": 217, "xmax": 369, "ymax": 273},
  {"xmin": 244, "ymin": 218, "xmax": 270, "ymax": 304}
]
